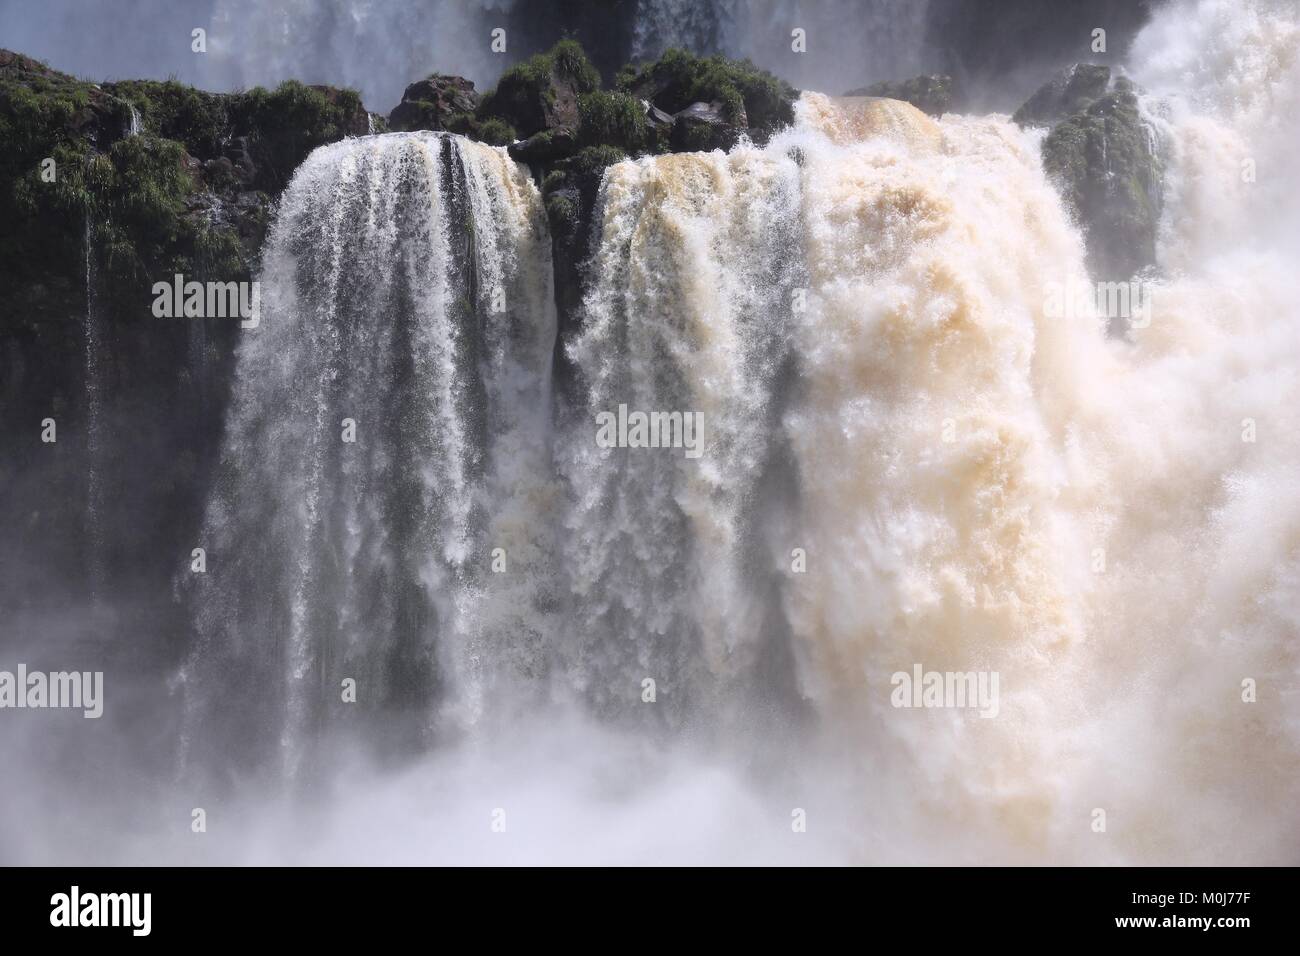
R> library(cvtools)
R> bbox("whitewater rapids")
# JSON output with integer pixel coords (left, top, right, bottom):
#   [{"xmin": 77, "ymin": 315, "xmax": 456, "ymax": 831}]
[{"xmin": 126, "ymin": 0, "xmax": 1300, "ymax": 864}]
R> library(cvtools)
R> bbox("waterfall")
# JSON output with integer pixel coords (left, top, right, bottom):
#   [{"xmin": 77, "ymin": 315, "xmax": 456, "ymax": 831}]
[
  {"xmin": 549, "ymin": 11, "xmax": 1300, "ymax": 857},
  {"xmin": 183, "ymin": 131, "xmax": 557, "ymax": 777},
  {"xmin": 555, "ymin": 147, "xmax": 805, "ymax": 722},
  {"xmin": 174, "ymin": 0, "xmax": 1299, "ymax": 863},
  {"xmin": 82, "ymin": 217, "xmax": 104, "ymax": 598}
]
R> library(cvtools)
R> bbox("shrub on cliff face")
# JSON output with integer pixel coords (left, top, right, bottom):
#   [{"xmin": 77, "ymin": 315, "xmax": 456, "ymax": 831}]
[
  {"xmin": 231, "ymin": 81, "xmax": 367, "ymax": 190},
  {"xmin": 478, "ymin": 39, "xmax": 601, "ymax": 139},
  {"xmin": 1, "ymin": 57, "xmax": 115, "ymax": 313},
  {"xmin": 478, "ymin": 117, "xmax": 517, "ymax": 146},
  {"xmin": 2, "ymin": 52, "xmax": 377, "ymax": 332},
  {"xmin": 108, "ymin": 79, "xmax": 230, "ymax": 159},
  {"xmin": 577, "ymin": 90, "xmax": 647, "ymax": 151},
  {"xmin": 617, "ymin": 49, "xmax": 796, "ymax": 135},
  {"xmin": 570, "ymin": 144, "xmax": 627, "ymax": 177}
]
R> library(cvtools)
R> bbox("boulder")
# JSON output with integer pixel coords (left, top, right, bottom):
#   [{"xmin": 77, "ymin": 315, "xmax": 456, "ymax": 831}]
[
  {"xmin": 477, "ymin": 39, "xmax": 600, "ymax": 140},
  {"xmin": 616, "ymin": 48, "xmax": 797, "ymax": 143},
  {"xmin": 670, "ymin": 100, "xmax": 743, "ymax": 152},
  {"xmin": 309, "ymin": 84, "xmax": 372, "ymax": 137},
  {"xmin": 508, "ymin": 124, "xmax": 578, "ymax": 163},
  {"xmin": 1013, "ymin": 63, "xmax": 1111, "ymax": 127},
  {"xmin": 844, "ymin": 74, "xmax": 954, "ymax": 117},
  {"xmin": 1041, "ymin": 78, "xmax": 1163, "ymax": 279},
  {"xmin": 387, "ymin": 74, "xmax": 479, "ymax": 133}
]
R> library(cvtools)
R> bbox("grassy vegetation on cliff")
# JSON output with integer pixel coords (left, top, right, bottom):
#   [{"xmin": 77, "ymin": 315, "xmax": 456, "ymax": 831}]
[
  {"xmin": 478, "ymin": 39, "xmax": 600, "ymax": 135},
  {"xmin": 577, "ymin": 90, "xmax": 647, "ymax": 151},
  {"xmin": 617, "ymin": 48, "xmax": 797, "ymax": 130}
]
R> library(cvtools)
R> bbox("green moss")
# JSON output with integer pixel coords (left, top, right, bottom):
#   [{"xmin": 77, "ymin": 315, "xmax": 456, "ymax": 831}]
[
  {"xmin": 617, "ymin": 49, "xmax": 796, "ymax": 132},
  {"xmin": 578, "ymin": 90, "xmax": 646, "ymax": 151},
  {"xmin": 108, "ymin": 79, "xmax": 229, "ymax": 158},
  {"xmin": 541, "ymin": 168, "xmax": 567, "ymax": 194},
  {"xmin": 230, "ymin": 80, "xmax": 364, "ymax": 189},
  {"xmin": 478, "ymin": 117, "xmax": 517, "ymax": 146},
  {"xmin": 545, "ymin": 192, "xmax": 576, "ymax": 231},
  {"xmin": 570, "ymin": 144, "xmax": 627, "ymax": 177},
  {"xmin": 1041, "ymin": 89, "xmax": 1162, "ymax": 277},
  {"xmin": 478, "ymin": 39, "xmax": 599, "ymax": 136}
]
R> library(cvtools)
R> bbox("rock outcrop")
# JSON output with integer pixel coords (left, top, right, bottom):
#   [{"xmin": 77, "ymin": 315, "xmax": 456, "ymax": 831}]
[
  {"xmin": 478, "ymin": 39, "xmax": 601, "ymax": 143},
  {"xmin": 844, "ymin": 74, "xmax": 954, "ymax": 117},
  {"xmin": 0, "ymin": 49, "xmax": 381, "ymax": 603},
  {"xmin": 617, "ymin": 48, "xmax": 797, "ymax": 145},
  {"xmin": 388, "ymin": 74, "xmax": 479, "ymax": 133},
  {"xmin": 1016, "ymin": 70, "xmax": 1163, "ymax": 281},
  {"xmin": 1012, "ymin": 63, "xmax": 1111, "ymax": 127}
]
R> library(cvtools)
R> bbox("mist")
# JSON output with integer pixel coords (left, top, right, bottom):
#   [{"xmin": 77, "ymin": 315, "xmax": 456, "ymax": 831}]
[{"xmin": 2, "ymin": 0, "xmax": 1298, "ymax": 868}]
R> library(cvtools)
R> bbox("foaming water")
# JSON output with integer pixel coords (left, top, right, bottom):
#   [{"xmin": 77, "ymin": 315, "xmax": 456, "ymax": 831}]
[
  {"xmin": 554, "ymin": 0, "xmax": 1300, "ymax": 859},
  {"xmin": 17, "ymin": 0, "xmax": 1293, "ymax": 866},
  {"xmin": 556, "ymin": 147, "xmax": 803, "ymax": 719},
  {"xmin": 181, "ymin": 132, "xmax": 557, "ymax": 778}
]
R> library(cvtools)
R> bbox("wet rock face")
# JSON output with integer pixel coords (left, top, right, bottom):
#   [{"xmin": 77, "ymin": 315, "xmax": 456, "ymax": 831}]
[
  {"xmin": 617, "ymin": 48, "xmax": 797, "ymax": 142},
  {"xmin": 1013, "ymin": 64, "xmax": 1111, "ymax": 127},
  {"xmin": 1040, "ymin": 79, "xmax": 1163, "ymax": 280},
  {"xmin": 508, "ymin": 124, "xmax": 579, "ymax": 164},
  {"xmin": 0, "ymin": 48, "xmax": 382, "ymax": 605},
  {"xmin": 477, "ymin": 39, "xmax": 601, "ymax": 142},
  {"xmin": 387, "ymin": 75, "xmax": 480, "ymax": 133},
  {"xmin": 669, "ymin": 100, "xmax": 743, "ymax": 152},
  {"xmin": 845, "ymin": 74, "xmax": 955, "ymax": 117}
]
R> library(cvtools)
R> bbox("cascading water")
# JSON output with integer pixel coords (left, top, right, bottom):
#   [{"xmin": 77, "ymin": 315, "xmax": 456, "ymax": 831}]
[
  {"xmin": 82, "ymin": 218, "xmax": 104, "ymax": 598},
  {"xmin": 554, "ymin": 148, "xmax": 806, "ymax": 722},
  {"xmin": 172, "ymin": 0, "xmax": 1298, "ymax": 864},
  {"xmin": 182, "ymin": 131, "xmax": 557, "ymax": 778}
]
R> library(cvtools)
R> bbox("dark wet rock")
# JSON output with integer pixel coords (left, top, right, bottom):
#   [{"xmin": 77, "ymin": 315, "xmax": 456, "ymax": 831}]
[
  {"xmin": 508, "ymin": 124, "xmax": 579, "ymax": 163},
  {"xmin": 845, "ymin": 74, "xmax": 955, "ymax": 117},
  {"xmin": 616, "ymin": 48, "xmax": 796, "ymax": 142},
  {"xmin": 0, "ymin": 48, "xmax": 379, "ymax": 601},
  {"xmin": 1013, "ymin": 64, "xmax": 1112, "ymax": 127},
  {"xmin": 1041, "ymin": 79, "xmax": 1163, "ymax": 279},
  {"xmin": 477, "ymin": 39, "xmax": 600, "ymax": 140},
  {"xmin": 670, "ymin": 100, "xmax": 743, "ymax": 152},
  {"xmin": 387, "ymin": 74, "xmax": 479, "ymax": 133},
  {"xmin": 646, "ymin": 101, "xmax": 674, "ymax": 129}
]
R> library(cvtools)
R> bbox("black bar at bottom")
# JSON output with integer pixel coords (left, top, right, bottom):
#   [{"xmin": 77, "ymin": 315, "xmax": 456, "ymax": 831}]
[{"xmin": 0, "ymin": 866, "xmax": 1288, "ymax": 942}]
